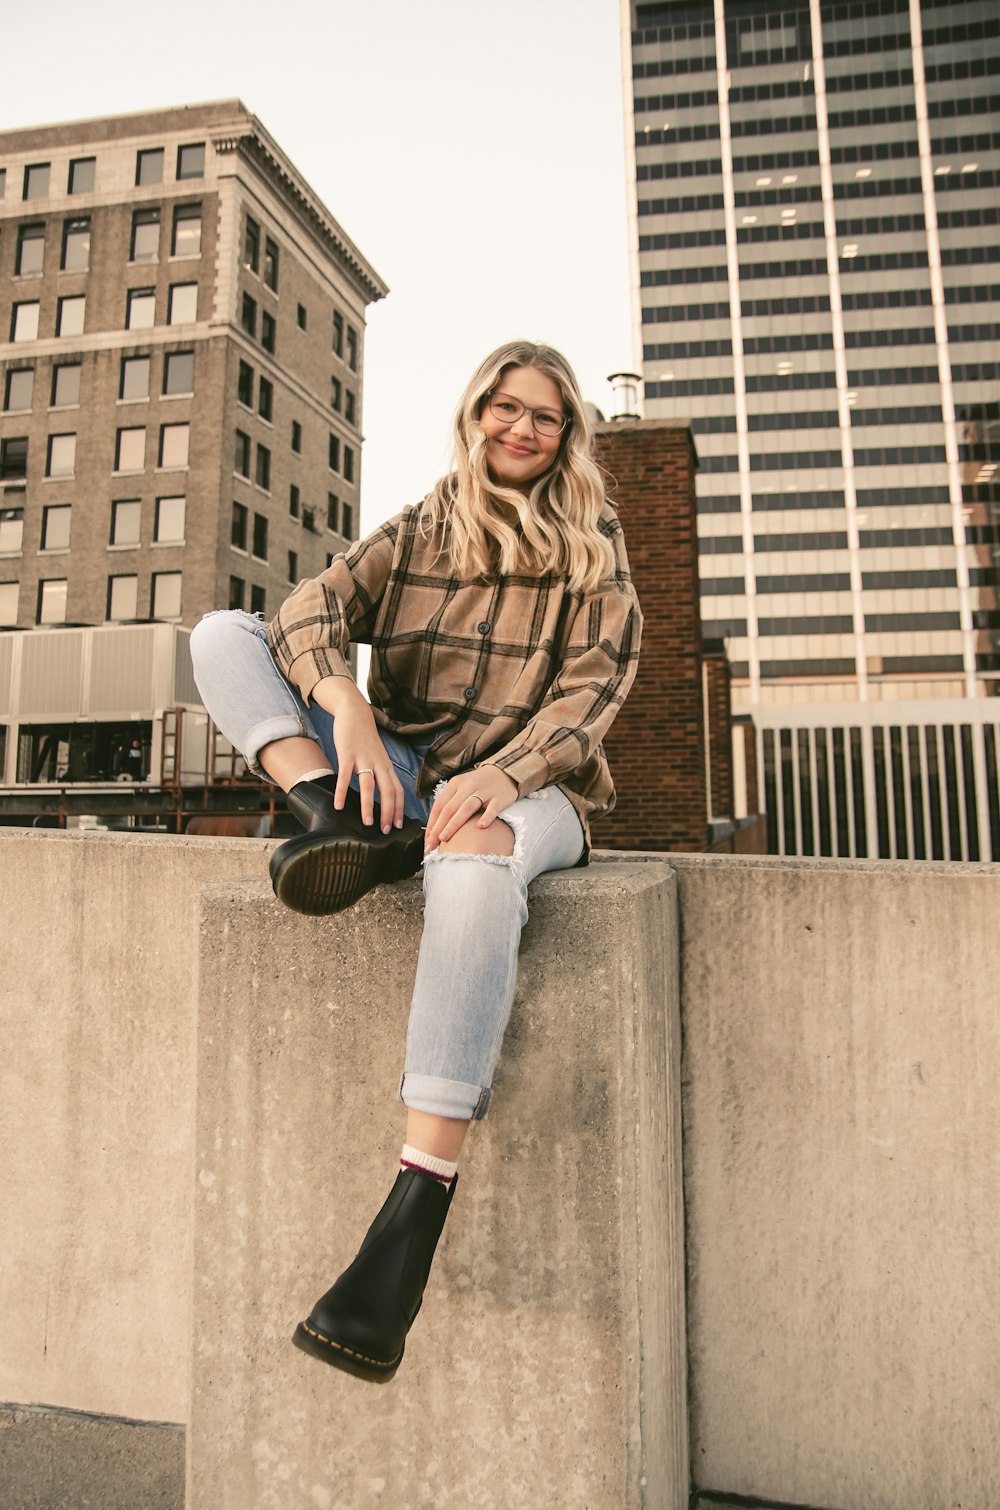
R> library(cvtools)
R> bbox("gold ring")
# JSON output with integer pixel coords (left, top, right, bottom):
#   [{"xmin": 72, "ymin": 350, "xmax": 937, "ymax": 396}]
[
  {"xmin": 357, "ymin": 767, "xmax": 374, "ymax": 776},
  {"xmin": 470, "ymin": 793, "xmax": 484, "ymax": 809}
]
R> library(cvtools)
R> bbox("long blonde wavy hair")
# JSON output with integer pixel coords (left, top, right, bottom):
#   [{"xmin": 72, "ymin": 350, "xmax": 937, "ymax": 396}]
[{"xmin": 421, "ymin": 341, "xmax": 616, "ymax": 595}]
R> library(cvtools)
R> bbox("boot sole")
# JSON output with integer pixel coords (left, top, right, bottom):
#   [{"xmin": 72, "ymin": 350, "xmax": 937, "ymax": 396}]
[
  {"xmin": 291, "ymin": 1319, "xmax": 402, "ymax": 1383},
  {"xmin": 269, "ymin": 827, "xmax": 424, "ymax": 916}
]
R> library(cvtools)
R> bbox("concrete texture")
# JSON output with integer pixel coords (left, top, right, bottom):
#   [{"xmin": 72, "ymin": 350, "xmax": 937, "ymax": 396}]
[
  {"xmin": 0, "ymin": 828, "xmax": 274, "ymax": 1425},
  {"xmin": 672, "ymin": 854, "xmax": 1000, "ymax": 1510},
  {"xmin": 0, "ymin": 1404, "xmax": 183, "ymax": 1510},
  {"xmin": 186, "ymin": 861, "xmax": 688, "ymax": 1510}
]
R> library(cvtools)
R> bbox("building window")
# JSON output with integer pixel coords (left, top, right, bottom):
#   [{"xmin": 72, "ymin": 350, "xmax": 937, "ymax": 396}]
[
  {"xmin": 328, "ymin": 434, "xmax": 340, "ymax": 472},
  {"xmin": 241, "ymin": 292, "xmax": 257, "ymax": 338},
  {"xmin": 12, "ymin": 302, "xmax": 40, "ymax": 342},
  {"xmin": 255, "ymin": 444, "xmax": 271, "ymax": 491},
  {"xmin": 37, "ymin": 579, "xmax": 67, "ymax": 624},
  {"xmin": 57, "ymin": 295, "xmax": 86, "ymax": 337},
  {"xmin": 0, "ymin": 169, "xmax": 5, "ymax": 200},
  {"xmin": 250, "ymin": 584, "xmax": 266, "ymax": 615},
  {"xmin": 1, "ymin": 438, "xmax": 28, "ymax": 480},
  {"xmin": 4, "ymin": 369, "xmax": 34, "ymax": 412},
  {"xmin": 108, "ymin": 574, "xmax": 138, "ymax": 620},
  {"xmin": 264, "ymin": 237, "xmax": 279, "ymax": 291},
  {"xmin": 127, "ymin": 288, "xmax": 155, "ymax": 330},
  {"xmin": 0, "ymin": 507, "xmax": 25, "ymax": 554},
  {"xmin": 252, "ymin": 512, "xmax": 268, "ymax": 561},
  {"xmin": 229, "ymin": 575, "xmax": 245, "ymax": 610},
  {"xmin": 136, "ymin": 148, "xmax": 164, "ymax": 187},
  {"xmin": 171, "ymin": 203, "xmax": 202, "ymax": 257},
  {"xmin": 261, "ymin": 311, "xmax": 276, "ymax": 354},
  {"xmin": 41, "ymin": 504, "xmax": 71, "ymax": 551},
  {"xmin": 68, "ymin": 157, "xmax": 96, "ymax": 195},
  {"xmin": 258, "ymin": 376, "xmax": 273, "ymax": 422},
  {"xmin": 342, "ymin": 500, "xmax": 354, "ymax": 539},
  {"xmin": 297, "ymin": 303, "xmax": 307, "ymax": 330},
  {"xmin": 290, "ymin": 484, "xmax": 300, "ymax": 518},
  {"xmin": 159, "ymin": 423, "xmax": 190, "ymax": 469},
  {"xmin": 291, "ymin": 419, "xmax": 302, "ymax": 453},
  {"xmin": 111, "ymin": 499, "xmax": 141, "ymax": 546},
  {"xmin": 119, "ymin": 356, "xmax": 150, "ymax": 401},
  {"xmin": 163, "ymin": 350, "xmax": 194, "ymax": 395},
  {"xmin": 151, "ymin": 571, "xmax": 182, "ymax": 619},
  {"xmin": 346, "ymin": 326, "xmax": 358, "ymax": 371},
  {"xmin": 244, "ymin": 216, "xmax": 260, "ymax": 274},
  {"xmin": 302, "ymin": 506, "xmax": 315, "ymax": 533},
  {"xmin": 330, "ymin": 376, "xmax": 342, "ymax": 411},
  {"xmin": 131, "ymin": 209, "xmax": 160, "ymax": 262},
  {"xmin": 52, "ymin": 364, "xmax": 81, "ymax": 407},
  {"xmin": 176, "ymin": 142, "xmax": 205, "ymax": 180},
  {"xmin": 326, "ymin": 493, "xmax": 339, "ymax": 532},
  {"xmin": 235, "ymin": 431, "xmax": 251, "ymax": 477},
  {"xmin": 46, "ymin": 433, "xmax": 76, "ymax": 478},
  {"xmin": 16, "ymin": 224, "xmax": 45, "ymax": 277},
  {"xmin": 343, "ymin": 446, "xmax": 354, "ymax": 483},
  {"xmin": 168, "ymin": 282, "xmax": 198, "ymax": 325},
  {"xmin": 332, "ymin": 311, "xmax": 344, "ymax": 357},
  {"xmin": 0, "ymin": 582, "xmax": 19, "ymax": 623},
  {"xmin": 155, "ymin": 495, "xmax": 185, "ymax": 543},
  {"xmin": 345, "ymin": 390, "xmax": 356, "ymax": 426},
  {"xmin": 115, "ymin": 427, "xmax": 146, "ymax": 473},
  {"xmin": 61, "ymin": 218, "xmax": 90, "ymax": 271},
  {"xmin": 23, "ymin": 162, "xmax": 50, "ymax": 200},
  {"xmin": 288, "ymin": 549, "xmax": 298, "ymax": 583},
  {"xmin": 231, "ymin": 501, "xmax": 248, "ymax": 550},
  {"xmin": 237, "ymin": 361, "xmax": 253, "ymax": 408}
]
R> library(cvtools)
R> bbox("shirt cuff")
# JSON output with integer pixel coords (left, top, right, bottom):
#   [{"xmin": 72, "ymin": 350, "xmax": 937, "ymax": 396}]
[
  {"xmin": 485, "ymin": 748, "xmax": 550, "ymax": 797},
  {"xmin": 288, "ymin": 647, "xmax": 353, "ymax": 703}
]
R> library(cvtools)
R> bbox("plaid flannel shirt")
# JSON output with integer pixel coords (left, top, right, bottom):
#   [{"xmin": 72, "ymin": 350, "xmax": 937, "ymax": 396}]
[{"xmin": 267, "ymin": 501, "xmax": 642, "ymax": 842}]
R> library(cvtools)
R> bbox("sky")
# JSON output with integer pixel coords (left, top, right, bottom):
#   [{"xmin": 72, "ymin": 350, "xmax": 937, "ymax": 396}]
[{"xmin": 2, "ymin": 0, "xmax": 635, "ymax": 537}]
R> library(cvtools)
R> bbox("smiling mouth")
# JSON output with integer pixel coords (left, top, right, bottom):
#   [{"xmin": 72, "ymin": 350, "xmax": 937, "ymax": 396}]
[{"xmin": 497, "ymin": 440, "xmax": 536, "ymax": 458}]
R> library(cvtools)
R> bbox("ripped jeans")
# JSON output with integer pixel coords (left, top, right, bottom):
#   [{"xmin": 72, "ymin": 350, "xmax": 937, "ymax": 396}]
[{"xmin": 188, "ymin": 609, "xmax": 585, "ymax": 1122}]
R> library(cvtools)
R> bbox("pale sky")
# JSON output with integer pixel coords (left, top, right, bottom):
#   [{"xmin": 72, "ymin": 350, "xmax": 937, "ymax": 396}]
[{"xmin": 3, "ymin": 0, "xmax": 634, "ymax": 535}]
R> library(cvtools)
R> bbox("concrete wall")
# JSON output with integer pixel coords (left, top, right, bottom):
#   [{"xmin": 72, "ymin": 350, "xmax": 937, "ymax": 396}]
[{"xmin": 671, "ymin": 854, "xmax": 1000, "ymax": 1510}]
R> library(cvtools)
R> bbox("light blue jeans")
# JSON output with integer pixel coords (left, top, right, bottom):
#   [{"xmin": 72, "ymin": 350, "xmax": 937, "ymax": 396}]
[{"xmin": 189, "ymin": 610, "xmax": 585, "ymax": 1121}]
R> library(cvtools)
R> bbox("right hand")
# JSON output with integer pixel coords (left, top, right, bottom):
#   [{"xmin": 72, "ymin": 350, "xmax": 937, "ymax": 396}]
[{"xmin": 311, "ymin": 676, "xmax": 405, "ymax": 833}]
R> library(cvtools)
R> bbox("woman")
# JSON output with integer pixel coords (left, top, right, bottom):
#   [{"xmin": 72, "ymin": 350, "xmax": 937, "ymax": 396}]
[{"xmin": 189, "ymin": 340, "xmax": 642, "ymax": 1383}]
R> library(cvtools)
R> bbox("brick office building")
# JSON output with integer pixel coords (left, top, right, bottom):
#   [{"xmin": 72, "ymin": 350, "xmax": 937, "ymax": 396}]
[{"xmin": 0, "ymin": 100, "xmax": 386, "ymax": 634}]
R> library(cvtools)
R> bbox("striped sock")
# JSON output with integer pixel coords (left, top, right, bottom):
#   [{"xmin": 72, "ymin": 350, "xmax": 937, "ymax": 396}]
[
  {"xmin": 291, "ymin": 767, "xmax": 336, "ymax": 787},
  {"xmin": 401, "ymin": 1144, "xmax": 458, "ymax": 1184}
]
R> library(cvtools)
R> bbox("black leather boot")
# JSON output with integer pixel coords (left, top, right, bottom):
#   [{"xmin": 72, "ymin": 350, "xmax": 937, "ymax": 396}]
[
  {"xmin": 270, "ymin": 776, "xmax": 424, "ymax": 916},
  {"xmin": 292, "ymin": 1167, "xmax": 457, "ymax": 1383}
]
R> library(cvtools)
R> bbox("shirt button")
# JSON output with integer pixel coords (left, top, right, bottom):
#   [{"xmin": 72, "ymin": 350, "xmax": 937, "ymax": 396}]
[
  {"xmin": 463, "ymin": 686, "xmax": 477, "ymax": 701},
  {"xmin": 477, "ymin": 621, "xmax": 491, "ymax": 635}
]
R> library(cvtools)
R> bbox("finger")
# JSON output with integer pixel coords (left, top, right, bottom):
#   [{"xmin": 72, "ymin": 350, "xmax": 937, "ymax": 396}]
[
  {"xmin": 424, "ymin": 793, "xmax": 459, "ymax": 851},
  {"xmin": 375, "ymin": 769, "xmax": 403, "ymax": 834},
  {"xmin": 334, "ymin": 761, "xmax": 353, "ymax": 812},
  {"xmin": 478, "ymin": 798, "xmax": 503, "ymax": 828},
  {"xmin": 357, "ymin": 767, "xmax": 376, "ymax": 826},
  {"xmin": 439, "ymin": 794, "xmax": 484, "ymax": 845}
]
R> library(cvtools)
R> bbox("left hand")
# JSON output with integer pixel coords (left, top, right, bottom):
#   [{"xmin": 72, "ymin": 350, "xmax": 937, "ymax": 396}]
[{"xmin": 424, "ymin": 766, "xmax": 519, "ymax": 853}]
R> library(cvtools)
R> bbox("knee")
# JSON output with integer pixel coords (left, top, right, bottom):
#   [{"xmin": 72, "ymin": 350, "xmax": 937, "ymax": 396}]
[
  {"xmin": 437, "ymin": 817, "xmax": 514, "ymax": 858},
  {"xmin": 189, "ymin": 609, "xmax": 256, "ymax": 665}
]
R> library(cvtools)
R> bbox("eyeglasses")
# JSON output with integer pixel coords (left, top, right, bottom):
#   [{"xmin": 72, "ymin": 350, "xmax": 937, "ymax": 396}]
[{"xmin": 486, "ymin": 390, "xmax": 570, "ymax": 437}]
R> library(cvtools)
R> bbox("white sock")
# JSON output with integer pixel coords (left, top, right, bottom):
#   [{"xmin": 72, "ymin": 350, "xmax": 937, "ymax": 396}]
[
  {"xmin": 292, "ymin": 766, "xmax": 335, "ymax": 787},
  {"xmin": 400, "ymin": 1143, "xmax": 458, "ymax": 1184}
]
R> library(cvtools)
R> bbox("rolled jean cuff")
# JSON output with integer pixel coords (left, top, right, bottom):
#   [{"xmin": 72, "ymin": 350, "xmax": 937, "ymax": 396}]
[
  {"xmin": 399, "ymin": 1072, "xmax": 491, "ymax": 1122},
  {"xmin": 242, "ymin": 712, "xmax": 312, "ymax": 777}
]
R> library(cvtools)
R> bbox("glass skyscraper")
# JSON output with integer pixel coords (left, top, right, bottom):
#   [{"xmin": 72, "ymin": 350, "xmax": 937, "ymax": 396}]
[{"xmin": 622, "ymin": 0, "xmax": 1000, "ymax": 858}]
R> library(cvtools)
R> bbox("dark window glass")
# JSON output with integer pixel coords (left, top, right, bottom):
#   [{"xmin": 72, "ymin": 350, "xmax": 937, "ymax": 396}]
[
  {"xmin": 1, "ymin": 438, "xmax": 28, "ymax": 481},
  {"xmin": 345, "ymin": 390, "xmax": 356, "ymax": 426},
  {"xmin": 258, "ymin": 377, "xmax": 273, "ymax": 422},
  {"xmin": 241, "ymin": 293, "xmax": 257, "ymax": 338},
  {"xmin": 261, "ymin": 311, "xmax": 276, "ymax": 354},
  {"xmin": 264, "ymin": 237, "xmax": 279, "ymax": 291},
  {"xmin": 328, "ymin": 434, "xmax": 340, "ymax": 472},
  {"xmin": 68, "ymin": 157, "xmax": 96, "ymax": 194},
  {"xmin": 250, "ymin": 584, "xmax": 266, "ymax": 615},
  {"xmin": 332, "ymin": 311, "xmax": 344, "ymax": 357},
  {"xmin": 136, "ymin": 149, "xmax": 164, "ymax": 186},
  {"xmin": 252, "ymin": 512, "xmax": 268, "ymax": 560},
  {"xmin": 176, "ymin": 143, "xmax": 205, "ymax": 180},
  {"xmin": 5, "ymin": 370, "xmax": 34, "ymax": 411},
  {"xmin": 119, "ymin": 356, "xmax": 150, "ymax": 401},
  {"xmin": 235, "ymin": 431, "xmax": 251, "ymax": 477},
  {"xmin": 231, "ymin": 502, "xmax": 248, "ymax": 550},
  {"xmin": 346, "ymin": 326, "xmax": 358, "ymax": 371},
  {"xmin": 343, "ymin": 446, "xmax": 355, "ymax": 483},
  {"xmin": 238, "ymin": 361, "xmax": 253, "ymax": 407},
  {"xmin": 61, "ymin": 218, "xmax": 90, "ymax": 272},
  {"xmin": 244, "ymin": 217, "xmax": 260, "ymax": 273},
  {"xmin": 290, "ymin": 484, "xmax": 300, "ymax": 519},
  {"xmin": 327, "ymin": 493, "xmax": 339, "ymax": 532},
  {"xmin": 342, "ymin": 500, "xmax": 354, "ymax": 539},
  {"xmin": 291, "ymin": 420, "xmax": 302, "ymax": 453},
  {"xmin": 131, "ymin": 209, "xmax": 160, "ymax": 262},
  {"xmin": 255, "ymin": 444, "xmax": 271, "ymax": 491},
  {"xmin": 303, "ymin": 506, "xmax": 315, "ymax": 533},
  {"xmin": 172, "ymin": 203, "xmax": 201, "ymax": 257},
  {"xmin": 164, "ymin": 351, "xmax": 194, "ymax": 395},
  {"xmin": 23, "ymin": 163, "xmax": 50, "ymax": 199},
  {"xmin": 331, "ymin": 376, "xmax": 342, "ymax": 411},
  {"xmin": 16, "ymin": 224, "xmax": 45, "ymax": 276},
  {"xmin": 229, "ymin": 576, "xmax": 245, "ymax": 610},
  {"xmin": 297, "ymin": 303, "xmax": 307, "ymax": 330},
  {"xmin": 288, "ymin": 550, "xmax": 298, "ymax": 583}
]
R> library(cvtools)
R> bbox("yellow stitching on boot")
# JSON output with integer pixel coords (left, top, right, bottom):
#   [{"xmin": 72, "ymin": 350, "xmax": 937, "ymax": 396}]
[{"xmin": 300, "ymin": 1320, "xmax": 402, "ymax": 1369}]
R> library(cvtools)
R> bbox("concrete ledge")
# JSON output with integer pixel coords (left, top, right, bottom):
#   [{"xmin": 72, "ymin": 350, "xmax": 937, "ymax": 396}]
[
  {"xmin": 187, "ymin": 862, "xmax": 688, "ymax": 1510},
  {"xmin": 0, "ymin": 1403, "xmax": 184, "ymax": 1510}
]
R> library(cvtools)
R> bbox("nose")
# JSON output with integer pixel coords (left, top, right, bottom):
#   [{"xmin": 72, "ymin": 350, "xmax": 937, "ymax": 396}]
[{"xmin": 508, "ymin": 408, "xmax": 535, "ymax": 440}]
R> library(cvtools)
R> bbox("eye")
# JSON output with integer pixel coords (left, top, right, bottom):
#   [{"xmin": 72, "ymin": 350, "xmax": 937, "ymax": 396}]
[
  {"xmin": 494, "ymin": 399, "xmax": 518, "ymax": 415},
  {"xmin": 535, "ymin": 412, "xmax": 563, "ymax": 433}
]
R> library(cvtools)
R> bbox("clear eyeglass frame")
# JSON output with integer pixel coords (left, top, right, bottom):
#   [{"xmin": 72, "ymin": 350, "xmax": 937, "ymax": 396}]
[{"xmin": 486, "ymin": 390, "xmax": 570, "ymax": 437}]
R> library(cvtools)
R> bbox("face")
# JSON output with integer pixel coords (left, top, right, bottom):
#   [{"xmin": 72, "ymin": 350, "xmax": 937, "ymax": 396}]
[{"xmin": 478, "ymin": 365, "xmax": 567, "ymax": 491}]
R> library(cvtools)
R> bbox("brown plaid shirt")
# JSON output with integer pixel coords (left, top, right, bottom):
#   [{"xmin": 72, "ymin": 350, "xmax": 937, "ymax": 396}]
[{"xmin": 268, "ymin": 501, "xmax": 642, "ymax": 839}]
